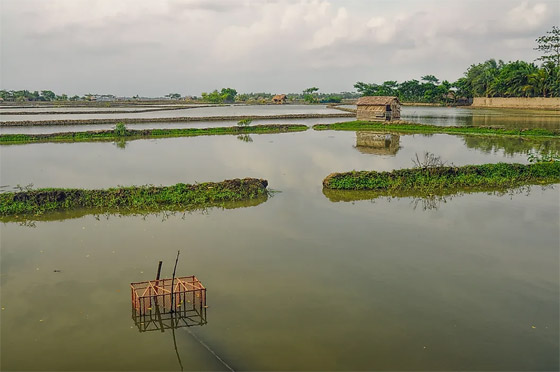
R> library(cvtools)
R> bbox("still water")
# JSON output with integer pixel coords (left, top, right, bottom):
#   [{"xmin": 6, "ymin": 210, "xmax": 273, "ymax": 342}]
[
  {"xmin": 0, "ymin": 104, "xmax": 342, "ymax": 122},
  {"xmin": 1, "ymin": 129, "xmax": 559, "ymax": 370}
]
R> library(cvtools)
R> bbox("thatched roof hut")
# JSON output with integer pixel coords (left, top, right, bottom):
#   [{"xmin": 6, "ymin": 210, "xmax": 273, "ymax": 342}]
[
  {"xmin": 272, "ymin": 94, "xmax": 287, "ymax": 104},
  {"xmin": 356, "ymin": 96, "xmax": 400, "ymax": 121}
]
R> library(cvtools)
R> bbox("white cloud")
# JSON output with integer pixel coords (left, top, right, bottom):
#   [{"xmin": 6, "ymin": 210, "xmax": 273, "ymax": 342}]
[{"xmin": 1, "ymin": 0, "xmax": 557, "ymax": 95}]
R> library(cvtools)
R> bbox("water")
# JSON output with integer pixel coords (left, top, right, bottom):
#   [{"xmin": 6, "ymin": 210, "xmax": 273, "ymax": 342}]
[
  {"xmin": 1, "ymin": 124, "xmax": 559, "ymax": 370},
  {"xmin": 0, "ymin": 117, "xmax": 353, "ymax": 135},
  {"xmin": 0, "ymin": 104, "xmax": 342, "ymax": 122}
]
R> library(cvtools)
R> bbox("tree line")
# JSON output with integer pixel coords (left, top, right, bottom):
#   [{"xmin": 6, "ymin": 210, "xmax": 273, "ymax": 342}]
[{"xmin": 354, "ymin": 26, "xmax": 560, "ymax": 103}]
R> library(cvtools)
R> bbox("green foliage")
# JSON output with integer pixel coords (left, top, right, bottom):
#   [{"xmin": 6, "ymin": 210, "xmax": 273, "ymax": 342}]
[
  {"xmin": 303, "ymin": 87, "xmax": 320, "ymax": 103},
  {"xmin": 165, "ymin": 93, "xmax": 182, "ymax": 99},
  {"xmin": 323, "ymin": 162, "xmax": 560, "ymax": 192},
  {"xmin": 0, "ymin": 179, "xmax": 269, "ymax": 217},
  {"xmin": 237, "ymin": 118, "xmax": 253, "ymax": 126},
  {"xmin": 320, "ymin": 95, "xmax": 342, "ymax": 103},
  {"xmin": 535, "ymin": 26, "xmax": 560, "ymax": 67},
  {"xmin": 113, "ymin": 122, "xmax": 129, "ymax": 137},
  {"xmin": 201, "ymin": 88, "xmax": 237, "ymax": 103},
  {"xmin": 0, "ymin": 124, "xmax": 309, "ymax": 144}
]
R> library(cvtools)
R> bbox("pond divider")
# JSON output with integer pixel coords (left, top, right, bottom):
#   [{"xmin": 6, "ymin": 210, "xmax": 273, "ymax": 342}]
[
  {"xmin": 313, "ymin": 121, "xmax": 560, "ymax": 138},
  {"xmin": 0, "ymin": 124, "xmax": 308, "ymax": 144},
  {"xmin": 323, "ymin": 162, "xmax": 560, "ymax": 192},
  {"xmin": 0, "ymin": 113, "xmax": 354, "ymax": 127},
  {"xmin": 0, "ymin": 178, "xmax": 269, "ymax": 217}
]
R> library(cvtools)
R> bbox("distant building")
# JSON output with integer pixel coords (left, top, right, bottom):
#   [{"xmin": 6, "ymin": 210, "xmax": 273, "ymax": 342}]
[
  {"xmin": 272, "ymin": 94, "xmax": 287, "ymax": 104},
  {"xmin": 356, "ymin": 96, "xmax": 400, "ymax": 121}
]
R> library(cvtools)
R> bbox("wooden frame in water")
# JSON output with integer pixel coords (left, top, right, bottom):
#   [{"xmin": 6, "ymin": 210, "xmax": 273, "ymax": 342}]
[{"xmin": 131, "ymin": 276, "xmax": 207, "ymax": 317}]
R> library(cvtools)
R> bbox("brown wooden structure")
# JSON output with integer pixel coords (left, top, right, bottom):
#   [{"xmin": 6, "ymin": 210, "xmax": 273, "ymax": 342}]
[
  {"xmin": 356, "ymin": 96, "xmax": 400, "ymax": 121},
  {"xmin": 272, "ymin": 94, "xmax": 287, "ymax": 104},
  {"xmin": 131, "ymin": 276, "xmax": 206, "ymax": 316},
  {"xmin": 355, "ymin": 131, "xmax": 400, "ymax": 155}
]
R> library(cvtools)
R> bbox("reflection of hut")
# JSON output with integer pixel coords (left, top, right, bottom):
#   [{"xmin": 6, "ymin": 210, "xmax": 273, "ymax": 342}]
[
  {"xmin": 355, "ymin": 131, "xmax": 400, "ymax": 155},
  {"xmin": 356, "ymin": 96, "xmax": 400, "ymax": 121},
  {"xmin": 272, "ymin": 94, "xmax": 287, "ymax": 104}
]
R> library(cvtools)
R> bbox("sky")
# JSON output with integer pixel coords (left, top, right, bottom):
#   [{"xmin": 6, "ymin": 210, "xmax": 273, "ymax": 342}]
[{"xmin": 1, "ymin": 0, "xmax": 558, "ymax": 96}]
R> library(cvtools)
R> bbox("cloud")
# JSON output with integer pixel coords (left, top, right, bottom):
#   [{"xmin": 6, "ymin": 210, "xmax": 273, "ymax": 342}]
[{"xmin": 1, "ymin": 0, "xmax": 558, "ymax": 95}]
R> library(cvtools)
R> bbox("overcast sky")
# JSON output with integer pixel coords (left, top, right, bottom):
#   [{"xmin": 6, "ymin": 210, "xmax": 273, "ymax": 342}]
[{"xmin": 1, "ymin": 0, "xmax": 558, "ymax": 96}]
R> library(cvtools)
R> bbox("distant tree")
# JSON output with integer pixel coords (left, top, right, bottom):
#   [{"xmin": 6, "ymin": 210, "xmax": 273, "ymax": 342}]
[
  {"xmin": 303, "ymin": 87, "xmax": 319, "ymax": 103},
  {"xmin": 40, "ymin": 90, "xmax": 56, "ymax": 101},
  {"xmin": 165, "ymin": 93, "xmax": 181, "ymax": 100},
  {"xmin": 535, "ymin": 26, "xmax": 560, "ymax": 67},
  {"xmin": 201, "ymin": 88, "xmax": 237, "ymax": 103},
  {"xmin": 354, "ymin": 82, "xmax": 378, "ymax": 96},
  {"xmin": 220, "ymin": 88, "xmax": 237, "ymax": 103},
  {"xmin": 421, "ymin": 75, "xmax": 440, "ymax": 85}
]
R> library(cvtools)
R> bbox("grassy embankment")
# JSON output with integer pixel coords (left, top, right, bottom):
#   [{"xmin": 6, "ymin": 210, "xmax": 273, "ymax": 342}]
[
  {"xmin": 323, "ymin": 162, "xmax": 560, "ymax": 193},
  {"xmin": 313, "ymin": 121, "xmax": 560, "ymax": 138},
  {"xmin": 0, "ymin": 178, "xmax": 269, "ymax": 217},
  {"xmin": 0, "ymin": 124, "xmax": 308, "ymax": 144}
]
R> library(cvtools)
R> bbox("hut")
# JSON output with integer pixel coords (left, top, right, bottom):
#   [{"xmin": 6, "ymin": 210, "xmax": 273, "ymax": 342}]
[
  {"xmin": 356, "ymin": 96, "xmax": 400, "ymax": 121},
  {"xmin": 272, "ymin": 94, "xmax": 287, "ymax": 104}
]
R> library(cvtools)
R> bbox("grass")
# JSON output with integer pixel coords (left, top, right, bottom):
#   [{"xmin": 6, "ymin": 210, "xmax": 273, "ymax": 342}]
[
  {"xmin": 313, "ymin": 121, "xmax": 560, "ymax": 138},
  {"xmin": 0, "ymin": 178, "xmax": 269, "ymax": 217},
  {"xmin": 322, "ymin": 162, "xmax": 560, "ymax": 192},
  {"xmin": 0, "ymin": 124, "xmax": 308, "ymax": 144}
]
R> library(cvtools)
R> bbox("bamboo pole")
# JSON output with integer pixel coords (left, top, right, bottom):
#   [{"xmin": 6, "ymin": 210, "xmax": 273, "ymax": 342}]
[{"xmin": 170, "ymin": 250, "xmax": 180, "ymax": 313}]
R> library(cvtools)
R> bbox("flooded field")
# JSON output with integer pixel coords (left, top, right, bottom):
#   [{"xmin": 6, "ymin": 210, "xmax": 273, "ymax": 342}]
[
  {"xmin": 0, "ymin": 104, "xmax": 342, "ymax": 122},
  {"xmin": 1, "ymin": 108, "xmax": 559, "ymax": 370}
]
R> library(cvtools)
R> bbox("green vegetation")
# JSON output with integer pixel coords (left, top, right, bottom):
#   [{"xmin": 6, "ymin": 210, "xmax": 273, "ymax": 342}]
[
  {"xmin": 313, "ymin": 121, "xmax": 560, "ymax": 138},
  {"xmin": 0, "ymin": 124, "xmax": 308, "ymax": 145},
  {"xmin": 201, "ymin": 88, "xmax": 238, "ymax": 103},
  {"xmin": 0, "ymin": 178, "xmax": 269, "ymax": 217},
  {"xmin": 535, "ymin": 26, "xmax": 560, "ymax": 67},
  {"xmin": 322, "ymin": 162, "xmax": 560, "ymax": 192},
  {"xmin": 237, "ymin": 118, "xmax": 253, "ymax": 127},
  {"xmin": 354, "ymin": 27, "xmax": 560, "ymax": 103}
]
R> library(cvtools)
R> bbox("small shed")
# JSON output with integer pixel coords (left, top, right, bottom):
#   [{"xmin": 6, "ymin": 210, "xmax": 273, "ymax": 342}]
[
  {"xmin": 272, "ymin": 94, "xmax": 287, "ymax": 104},
  {"xmin": 356, "ymin": 96, "xmax": 400, "ymax": 121}
]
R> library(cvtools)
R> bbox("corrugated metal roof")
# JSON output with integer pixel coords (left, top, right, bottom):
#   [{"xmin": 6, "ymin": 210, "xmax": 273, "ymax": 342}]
[{"xmin": 356, "ymin": 96, "xmax": 399, "ymax": 105}]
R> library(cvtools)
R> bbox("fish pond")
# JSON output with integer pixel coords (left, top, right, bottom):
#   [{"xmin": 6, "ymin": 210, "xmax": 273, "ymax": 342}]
[{"xmin": 0, "ymin": 107, "xmax": 559, "ymax": 371}]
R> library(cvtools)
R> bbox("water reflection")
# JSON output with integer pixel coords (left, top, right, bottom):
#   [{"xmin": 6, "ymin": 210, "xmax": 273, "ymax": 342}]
[
  {"xmin": 236, "ymin": 134, "xmax": 253, "ymax": 143},
  {"xmin": 354, "ymin": 132, "xmax": 401, "ymax": 156},
  {"xmin": 323, "ymin": 184, "xmax": 554, "ymax": 211},
  {"xmin": 0, "ymin": 194, "xmax": 269, "ymax": 224},
  {"xmin": 132, "ymin": 304, "xmax": 207, "ymax": 332},
  {"xmin": 462, "ymin": 135, "xmax": 560, "ymax": 156}
]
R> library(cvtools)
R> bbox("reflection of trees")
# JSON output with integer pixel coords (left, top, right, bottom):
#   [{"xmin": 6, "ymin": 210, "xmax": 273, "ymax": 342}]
[
  {"xmin": 462, "ymin": 135, "xmax": 560, "ymax": 156},
  {"xmin": 322, "ymin": 184, "xmax": 554, "ymax": 211},
  {"xmin": 471, "ymin": 114, "xmax": 560, "ymax": 130},
  {"xmin": 355, "ymin": 131, "xmax": 401, "ymax": 155},
  {"xmin": 237, "ymin": 134, "xmax": 253, "ymax": 142}
]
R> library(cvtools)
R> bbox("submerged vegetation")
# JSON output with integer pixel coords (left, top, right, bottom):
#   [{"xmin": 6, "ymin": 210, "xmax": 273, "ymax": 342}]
[
  {"xmin": 323, "ymin": 162, "xmax": 560, "ymax": 192},
  {"xmin": 0, "ymin": 178, "xmax": 269, "ymax": 217},
  {"xmin": 313, "ymin": 121, "xmax": 560, "ymax": 138},
  {"xmin": 0, "ymin": 124, "xmax": 308, "ymax": 144}
]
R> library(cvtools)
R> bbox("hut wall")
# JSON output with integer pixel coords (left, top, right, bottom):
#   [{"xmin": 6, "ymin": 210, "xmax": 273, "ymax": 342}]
[
  {"xmin": 357, "ymin": 106, "xmax": 385, "ymax": 121},
  {"xmin": 391, "ymin": 102, "xmax": 401, "ymax": 119}
]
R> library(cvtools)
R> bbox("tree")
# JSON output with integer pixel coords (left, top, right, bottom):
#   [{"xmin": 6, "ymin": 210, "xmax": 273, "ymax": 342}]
[
  {"xmin": 535, "ymin": 26, "xmax": 560, "ymax": 67},
  {"xmin": 303, "ymin": 87, "xmax": 319, "ymax": 103},
  {"xmin": 421, "ymin": 75, "xmax": 440, "ymax": 85},
  {"xmin": 40, "ymin": 90, "xmax": 56, "ymax": 101},
  {"xmin": 165, "ymin": 93, "xmax": 181, "ymax": 100},
  {"xmin": 220, "ymin": 88, "xmax": 237, "ymax": 103}
]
